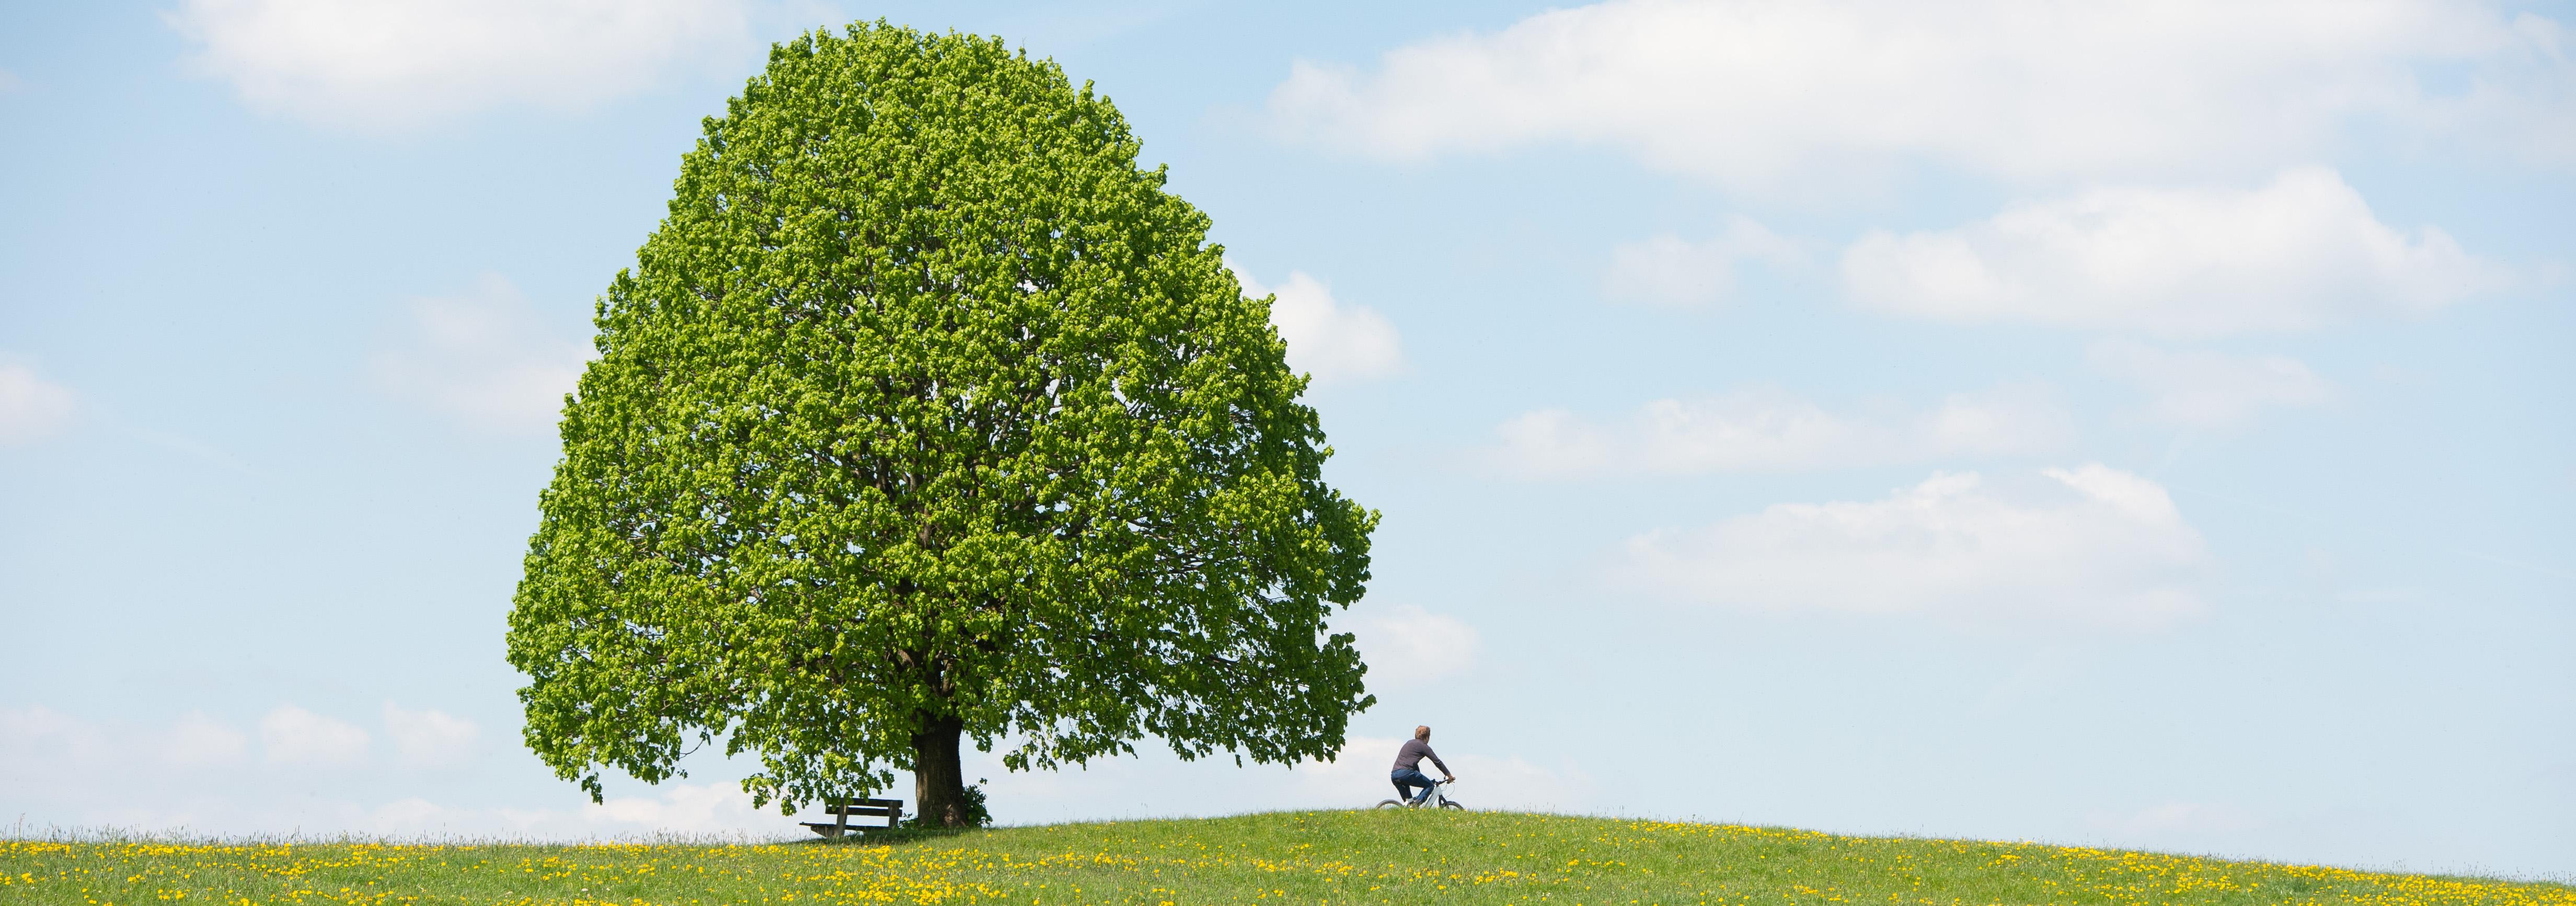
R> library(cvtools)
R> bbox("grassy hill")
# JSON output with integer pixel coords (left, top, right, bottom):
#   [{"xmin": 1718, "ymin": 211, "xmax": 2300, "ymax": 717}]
[{"xmin": 5, "ymin": 810, "xmax": 2567, "ymax": 905}]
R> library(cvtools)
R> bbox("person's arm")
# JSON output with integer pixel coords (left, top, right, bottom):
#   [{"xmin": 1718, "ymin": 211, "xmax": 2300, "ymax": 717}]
[{"xmin": 1428, "ymin": 748, "xmax": 1454, "ymax": 781}]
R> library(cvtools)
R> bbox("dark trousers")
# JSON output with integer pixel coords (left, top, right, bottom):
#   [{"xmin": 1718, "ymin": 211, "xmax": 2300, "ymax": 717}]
[{"xmin": 1390, "ymin": 767, "xmax": 1435, "ymax": 804}]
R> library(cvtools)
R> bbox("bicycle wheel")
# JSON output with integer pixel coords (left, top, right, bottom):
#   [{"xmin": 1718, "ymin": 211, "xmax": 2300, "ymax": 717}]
[
  {"xmin": 1439, "ymin": 801, "xmax": 1465, "ymax": 810},
  {"xmin": 1374, "ymin": 799, "xmax": 1406, "ymax": 809}
]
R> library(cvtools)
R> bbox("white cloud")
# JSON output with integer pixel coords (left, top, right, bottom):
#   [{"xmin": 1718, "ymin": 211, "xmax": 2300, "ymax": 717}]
[
  {"xmin": 1841, "ymin": 168, "xmax": 2509, "ymax": 336},
  {"xmin": 406, "ymin": 783, "xmax": 788, "ymax": 840},
  {"xmin": 2089, "ymin": 340, "xmax": 2336, "ymax": 429},
  {"xmin": 369, "ymin": 784, "xmax": 788, "ymax": 841},
  {"xmin": 165, "ymin": 0, "xmax": 755, "ymax": 130},
  {"xmin": 1493, "ymin": 384, "xmax": 2071, "ymax": 478},
  {"xmin": 0, "ymin": 704, "xmax": 788, "ymax": 839},
  {"xmin": 10, "ymin": 704, "xmax": 1610, "ymax": 836},
  {"xmin": 152, "ymin": 786, "xmax": 788, "ymax": 841},
  {"xmin": 1604, "ymin": 216, "xmax": 1805, "ymax": 306},
  {"xmin": 371, "ymin": 273, "xmax": 594, "ymax": 432},
  {"xmin": 0, "ymin": 706, "xmax": 113, "ymax": 788},
  {"xmin": 0, "ymin": 362, "xmax": 77, "ymax": 445},
  {"xmin": 576, "ymin": 782, "xmax": 786, "ymax": 833},
  {"xmin": 1267, "ymin": 0, "xmax": 2576, "ymax": 190},
  {"xmin": 259, "ymin": 704, "xmax": 371, "ymax": 766},
  {"xmin": 225, "ymin": 786, "xmax": 794, "ymax": 841},
  {"xmin": 163, "ymin": 712, "xmax": 251, "ymax": 767},
  {"xmin": 1623, "ymin": 464, "xmax": 2212, "ymax": 627},
  {"xmin": 1347, "ymin": 605, "xmax": 1481, "ymax": 685},
  {"xmin": 383, "ymin": 703, "xmax": 480, "ymax": 769},
  {"xmin": 6, "ymin": 707, "xmax": 254, "ymax": 776},
  {"xmin": 1235, "ymin": 265, "xmax": 1405, "ymax": 386}
]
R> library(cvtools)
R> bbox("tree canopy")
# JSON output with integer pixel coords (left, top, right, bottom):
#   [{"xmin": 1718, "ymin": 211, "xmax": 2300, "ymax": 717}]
[{"xmin": 504, "ymin": 23, "xmax": 1379, "ymax": 825}]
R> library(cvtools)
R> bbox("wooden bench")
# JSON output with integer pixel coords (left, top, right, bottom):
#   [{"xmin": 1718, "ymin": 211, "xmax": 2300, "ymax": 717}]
[{"xmin": 801, "ymin": 797, "xmax": 905, "ymax": 838}]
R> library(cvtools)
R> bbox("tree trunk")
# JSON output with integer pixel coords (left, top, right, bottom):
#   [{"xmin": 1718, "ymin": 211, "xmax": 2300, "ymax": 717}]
[{"xmin": 911, "ymin": 713, "xmax": 968, "ymax": 827}]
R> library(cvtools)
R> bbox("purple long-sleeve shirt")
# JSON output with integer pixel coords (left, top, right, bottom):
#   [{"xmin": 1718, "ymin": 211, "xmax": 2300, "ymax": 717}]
[{"xmin": 1392, "ymin": 739, "xmax": 1449, "ymax": 775}]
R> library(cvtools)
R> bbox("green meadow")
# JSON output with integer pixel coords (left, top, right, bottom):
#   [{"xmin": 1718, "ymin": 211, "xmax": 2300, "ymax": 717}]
[{"xmin": 6, "ymin": 810, "xmax": 2568, "ymax": 905}]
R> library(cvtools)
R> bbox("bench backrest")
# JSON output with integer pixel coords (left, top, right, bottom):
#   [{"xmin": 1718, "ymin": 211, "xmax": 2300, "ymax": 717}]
[{"xmin": 824, "ymin": 797, "xmax": 906, "ymax": 819}]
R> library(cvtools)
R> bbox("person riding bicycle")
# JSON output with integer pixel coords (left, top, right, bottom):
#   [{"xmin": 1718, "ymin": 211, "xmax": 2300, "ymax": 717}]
[{"xmin": 1389, "ymin": 725, "xmax": 1456, "ymax": 806}]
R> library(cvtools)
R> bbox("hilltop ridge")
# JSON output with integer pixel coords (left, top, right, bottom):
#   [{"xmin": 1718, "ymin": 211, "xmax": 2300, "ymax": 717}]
[{"xmin": 8, "ymin": 809, "xmax": 2571, "ymax": 904}]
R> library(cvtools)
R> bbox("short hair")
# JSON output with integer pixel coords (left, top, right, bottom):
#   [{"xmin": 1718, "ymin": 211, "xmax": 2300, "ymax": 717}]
[{"xmin": 1413, "ymin": 725, "xmax": 1431, "ymax": 740}]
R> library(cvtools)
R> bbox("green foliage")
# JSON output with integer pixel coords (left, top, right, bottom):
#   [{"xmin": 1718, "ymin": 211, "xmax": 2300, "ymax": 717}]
[{"xmin": 505, "ymin": 21, "xmax": 1378, "ymax": 819}]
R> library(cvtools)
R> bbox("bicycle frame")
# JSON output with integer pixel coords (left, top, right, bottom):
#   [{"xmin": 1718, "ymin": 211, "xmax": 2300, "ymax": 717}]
[{"xmin": 1420, "ymin": 780, "xmax": 1452, "ymax": 808}]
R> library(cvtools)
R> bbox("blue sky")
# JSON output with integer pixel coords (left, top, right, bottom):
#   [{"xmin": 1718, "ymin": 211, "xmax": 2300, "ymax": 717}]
[{"xmin": 3, "ymin": 0, "xmax": 2571, "ymax": 879}]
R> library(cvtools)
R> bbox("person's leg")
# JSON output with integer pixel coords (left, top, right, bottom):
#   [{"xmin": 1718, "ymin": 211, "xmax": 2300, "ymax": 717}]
[
  {"xmin": 1401, "ymin": 767, "xmax": 1442, "ymax": 803},
  {"xmin": 1390, "ymin": 769, "xmax": 1432, "ymax": 804}
]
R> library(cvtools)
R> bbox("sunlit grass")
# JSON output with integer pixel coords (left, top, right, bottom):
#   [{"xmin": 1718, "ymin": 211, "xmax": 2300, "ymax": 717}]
[{"xmin": 5, "ymin": 810, "xmax": 2568, "ymax": 904}]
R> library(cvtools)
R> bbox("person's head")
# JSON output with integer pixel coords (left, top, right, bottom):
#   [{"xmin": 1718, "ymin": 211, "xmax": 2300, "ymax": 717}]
[{"xmin": 1414, "ymin": 725, "xmax": 1431, "ymax": 741}]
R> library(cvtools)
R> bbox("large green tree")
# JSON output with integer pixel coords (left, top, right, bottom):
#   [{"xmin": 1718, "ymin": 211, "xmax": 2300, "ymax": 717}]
[{"xmin": 505, "ymin": 23, "xmax": 1378, "ymax": 827}]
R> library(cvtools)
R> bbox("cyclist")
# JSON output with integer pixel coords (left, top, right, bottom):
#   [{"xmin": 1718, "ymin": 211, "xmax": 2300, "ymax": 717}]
[{"xmin": 1389, "ymin": 725, "xmax": 1456, "ymax": 806}]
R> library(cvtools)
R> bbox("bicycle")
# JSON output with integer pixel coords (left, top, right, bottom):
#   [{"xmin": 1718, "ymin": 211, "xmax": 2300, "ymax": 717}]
[{"xmin": 1376, "ymin": 778, "xmax": 1464, "ymax": 810}]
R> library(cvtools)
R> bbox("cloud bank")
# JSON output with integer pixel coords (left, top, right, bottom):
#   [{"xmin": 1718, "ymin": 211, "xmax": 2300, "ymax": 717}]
[
  {"xmin": 1493, "ymin": 384, "xmax": 2071, "ymax": 478},
  {"xmin": 1268, "ymin": 0, "xmax": 2576, "ymax": 190},
  {"xmin": 1842, "ymin": 168, "xmax": 2508, "ymax": 335},
  {"xmin": 1623, "ymin": 464, "xmax": 2212, "ymax": 628},
  {"xmin": 384, "ymin": 703, "xmax": 481, "ymax": 769},
  {"xmin": 259, "ymin": 705, "xmax": 371, "ymax": 766},
  {"xmin": 166, "ymin": 0, "xmax": 756, "ymax": 129},
  {"xmin": 0, "ymin": 704, "xmax": 778, "ymax": 840}
]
